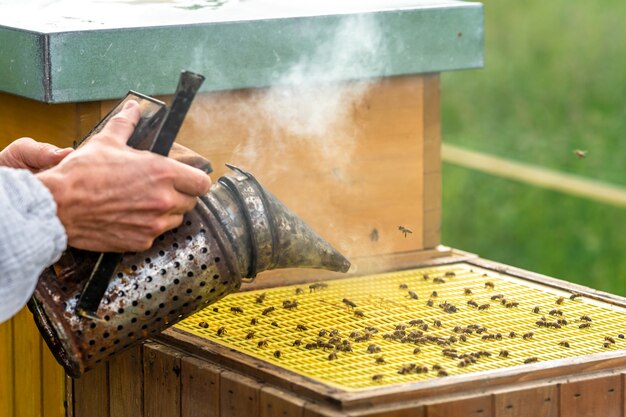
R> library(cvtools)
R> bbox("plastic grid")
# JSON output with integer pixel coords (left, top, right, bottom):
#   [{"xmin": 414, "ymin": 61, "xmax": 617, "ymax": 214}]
[{"xmin": 175, "ymin": 263, "xmax": 626, "ymax": 390}]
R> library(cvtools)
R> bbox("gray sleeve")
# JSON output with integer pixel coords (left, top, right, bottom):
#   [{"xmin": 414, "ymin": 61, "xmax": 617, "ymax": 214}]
[{"xmin": 0, "ymin": 167, "xmax": 67, "ymax": 323}]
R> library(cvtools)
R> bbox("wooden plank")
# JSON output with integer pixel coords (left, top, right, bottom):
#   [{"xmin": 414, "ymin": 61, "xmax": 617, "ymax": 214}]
[
  {"xmin": 493, "ymin": 385, "xmax": 557, "ymax": 417},
  {"xmin": 13, "ymin": 308, "xmax": 42, "ymax": 417},
  {"xmin": 41, "ymin": 343, "xmax": 66, "ymax": 417},
  {"xmin": 73, "ymin": 362, "xmax": 109, "ymax": 417},
  {"xmin": 110, "ymin": 345, "xmax": 144, "ymax": 417},
  {"xmin": 220, "ymin": 370, "xmax": 262, "ymax": 417},
  {"xmin": 260, "ymin": 386, "xmax": 306, "ymax": 417},
  {"xmin": 347, "ymin": 403, "xmax": 424, "ymax": 417},
  {"xmin": 143, "ymin": 343, "xmax": 183, "ymax": 417},
  {"xmin": 423, "ymin": 208, "xmax": 441, "ymax": 249},
  {"xmin": 303, "ymin": 402, "xmax": 347, "ymax": 417},
  {"xmin": 0, "ymin": 319, "xmax": 14, "ymax": 417},
  {"xmin": 181, "ymin": 356, "xmax": 221, "ymax": 417},
  {"xmin": 560, "ymin": 374, "xmax": 622, "ymax": 417},
  {"xmin": 426, "ymin": 395, "xmax": 493, "ymax": 417}
]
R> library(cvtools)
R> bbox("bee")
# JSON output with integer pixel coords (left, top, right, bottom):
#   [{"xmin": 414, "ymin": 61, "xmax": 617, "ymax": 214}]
[
  {"xmin": 522, "ymin": 332, "xmax": 534, "ymax": 340},
  {"xmin": 580, "ymin": 315, "xmax": 592, "ymax": 322},
  {"xmin": 273, "ymin": 350, "xmax": 282, "ymax": 358},
  {"xmin": 445, "ymin": 271, "xmax": 456, "ymax": 278},
  {"xmin": 304, "ymin": 343, "xmax": 317, "ymax": 350},
  {"xmin": 308, "ymin": 283, "xmax": 328, "ymax": 292},
  {"xmin": 292, "ymin": 339, "xmax": 302, "ymax": 346},
  {"xmin": 570, "ymin": 292, "xmax": 582, "ymax": 300},
  {"xmin": 364, "ymin": 327, "xmax": 378, "ymax": 334},
  {"xmin": 433, "ymin": 319, "xmax": 442, "ymax": 327},
  {"xmin": 398, "ymin": 225, "xmax": 413, "ymax": 238},
  {"xmin": 478, "ymin": 304, "xmax": 490, "ymax": 311},
  {"xmin": 431, "ymin": 364, "xmax": 442, "ymax": 371},
  {"xmin": 499, "ymin": 350, "xmax": 509, "ymax": 358},
  {"xmin": 257, "ymin": 339, "xmax": 269, "ymax": 348},
  {"xmin": 408, "ymin": 291, "xmax": 419, "ymax": 300},
  {"xmin": 271, "ymin": 321, "xmax": 279, "ymax": 327},
  {"xmin": 395, "ymin": 324, "xmax": 407, "ymax": 331},
  {"xmin": 467, "ymin": 300, "xmax": 479, "ymax": 308},
  {"xmin": 549, "ymin": 309, "xmax": 563, "ymax": 316},
  {"xmin": 427, "ymin": 299, "xmax": 434, "ymax": 307},
  {"xmin": 559, "ymin": 340, "xmax": 570, "ymax": 348},
  {"xmin": 459, "ymin": 334, "xmax": 468, "ymax": 342},
  {"xmin": 398, "ymin": 364, "xmax": 416, "ymax": 375},
  {"xmin": 491, "ymin": 294, "xmax": 504, "ymax": 300},
  {"xmin": 198, "ymin": 321, "xmax": 209, "ymax": 329},
  {"xmin": 372, "ymin": 374, "xmax": 384, "ymax": 382},
  {"xmin": 579, "ymin": 323, "xmax": 591, "ymax": 329},
  {"xmin": 255, "ymin": 293, "xmax": 266, "ymax": 304},
  {"xmin": 557, "ymin": 319, "xmax": 568, "ymax": 326},
  {"xmin": 419, "ymin": 323, "xmax": 429, "ymax": 331},
  {"xmin": 531, "ymin": 306, "xmax": 540, "ymax": 314},
  {"xmin": 354, "ymin": 310, "xmax": 365, "ymax": 318},
  {"xmin": 485, "ymin": 281, "xmax": 495, "ymax": 289},
  {"xmin": 375, "ymin": 356, "xmax": 386, "ymax": 364},
  {"xmin": 399, "ymin": 283, "xmax": 409, "ymax": 289},
  {"xmin": 431, "ymin": 291, "xmax": 438, "ymax": 298},
  {"xmin": 524, "ymin": 357, "xmax": 538, "ymax": 364},
  {"xmin": 262, "ymin": 306, "xmax": 275, "ymax": 316},
  {"xmin": 367, "ymin": 344, "xmax": 382, "ymax": 354},
  {"xmin": 556, "ymin": 297, "xmax": 565, "ymax": 305},
  {"xmin": 328, "ymin": 352, "xmax": 338, "ymax": 361},
  {"xmin": 619, "ymin": 334, "xmax": 625, "ymax": 339},
  {"xmin": 509, "ymin": 331, "xmax": 517, "ymax": 338},
  {"xmin": 433, "ymin": 277, "xmax": 446, "ymax": 284},
  {"xmin": 282, "ymin": 300, "xmax": 299, "ymax": 310},
  {"xmin": 464, "ymin": 288, "xmax": 473, "ymax": 295},
  {"xmin": 437, "ymin": 370, "xmax": 449, "ymax": 377},
  {"xmin": 413, "ymin": 347, "xmax": 421, "ymax": 354},
  {"xmin": 230, "ymin": 306, "xmax": 244, "ymax": 314},
  {"xmin": 422, "ymin": 274, "xmax": 430, "ymax": 281},
  {"xmin": 217, "ymin": 326, "xmax": 227, "ymax": 336},
  {"xmin": 409, "ymin": 319, "xmax": 424, "ymax": 326},
  {"xmin": 245, "ymin": 331, "xmax": 255, "ymax": 340},
  {"xmin": 505, "ymin": 302, "xmax": 519, "ymax": 308},
  {"xmin": 318, "ymin": 329, "xmax": 328, "ymax": 337},
  {"xmin": 250, "ymin": 318, "xmax": 258, "ymax": 325},
  {"xmin": 296, "ymin": 324, "xmax": 309, "ymax": 331},
  {"xmin": 342, "ymin": 298, "xmax": 357, "ymax": 309},
  {"xmin": 603, "ymin": 342, "xmax": 612, "ymax": 348},
  {"xmin": 295, "ymin": 288, "xmax": 304, "ymax": 295},
  {"xmin": 441, "ymin": 302, "xmax": 458, "ymax": 313},
  {"xmin": 573, "ymin": 149, "xmax": 587, "ymax": 159},
  {"xmin": 605, "ymin": 336, "xmax": 616, "ymax": 344},
  {"xmin": 349, "ymin": 330, "xmax": 361, "ymax": 339}
]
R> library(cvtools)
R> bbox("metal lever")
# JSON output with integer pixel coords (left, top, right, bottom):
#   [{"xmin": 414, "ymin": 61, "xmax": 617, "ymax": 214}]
[{"xmin": 75, "ymin": 71, "xmax": 205, "ymax": 319}]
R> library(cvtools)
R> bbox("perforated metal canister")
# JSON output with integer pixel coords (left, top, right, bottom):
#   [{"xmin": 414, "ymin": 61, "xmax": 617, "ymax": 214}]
[{"xmin": 29, "ymin": 166, "xmax": 350, "ymax": 378}]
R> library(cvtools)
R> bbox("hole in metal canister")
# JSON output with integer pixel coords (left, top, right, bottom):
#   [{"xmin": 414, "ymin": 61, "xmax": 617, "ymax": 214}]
[
  {"xmin": 214, "ymin": 257, "xmax": 221, "ymax": 263},
  {"xmin": 201, "ymin": 265, "xmax": 207, "ymax": 270},
  {"xmin": 160, "ymin": 286, "xmax": 166, "ymax": 292},
  {"xmin": 173, "ymin": 243, "xmax": 179, "ymax": 249},
  {"xmin": 173, "ymin": 296, "xmax": 179, "ymax": 301},
  {"xmin": 201, "ymin": 247, "xmax": 208, "ymax": 253},
  {"xmin": 187, "ymin": 272, "xmax": 194, "ymax": 277},
  {"xmin": 199, "ymin": 281, "xmax": 206, "ymax": 287},
  {"xmin": 212, "ymin": 275, "xmax": 219, "ymax": 280},
  {"xmin": 146, "ymin": 294, "xmax": 152, "ymax": 299},
  {"xmin": 174, "ymin": 279, "xmax": 180, "ymax": 285},
  {"xmin": 118, "ymin": 308, "xmax": 124, "ymax": 314},
  {"xmin": 146, "ymin": 276, "xmax": 153, "ymax": 282},
  {"xmin": 132, "ymin": 301, "xmax": 138, "ymax": 306}
]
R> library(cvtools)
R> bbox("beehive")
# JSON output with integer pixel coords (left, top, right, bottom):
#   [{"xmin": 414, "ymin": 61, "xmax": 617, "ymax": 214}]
[{"xmin": 175, "ymin": 262, "xmax": 626, "ymax": 391}]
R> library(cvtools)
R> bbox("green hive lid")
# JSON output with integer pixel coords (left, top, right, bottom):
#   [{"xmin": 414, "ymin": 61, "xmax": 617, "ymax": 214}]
[{"xmin": 0, "ymin": 0, "xmax": 483, "ymax": 103}]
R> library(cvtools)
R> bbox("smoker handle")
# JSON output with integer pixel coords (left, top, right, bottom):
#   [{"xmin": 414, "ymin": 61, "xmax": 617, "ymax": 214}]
[{"xmin": 76, "ymin": 71, "xmax": 206, "ymax": 319}]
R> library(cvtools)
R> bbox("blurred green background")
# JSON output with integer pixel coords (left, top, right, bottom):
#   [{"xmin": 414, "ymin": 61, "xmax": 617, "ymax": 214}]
[{"xmin": 441, "ymin": 0, "xmax": 626, "ymax": 294}]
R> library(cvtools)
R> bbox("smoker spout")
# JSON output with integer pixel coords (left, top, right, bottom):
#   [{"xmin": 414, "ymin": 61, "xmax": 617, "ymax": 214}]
[{"xmin": 204, "ymin": 165, "xmax": 351, "ymax": 278}]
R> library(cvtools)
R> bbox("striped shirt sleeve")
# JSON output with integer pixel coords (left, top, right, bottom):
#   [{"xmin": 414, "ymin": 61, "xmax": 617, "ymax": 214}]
[{"xmin": 0, "ymin": 167, "xmax": 67, "ymax": 323}]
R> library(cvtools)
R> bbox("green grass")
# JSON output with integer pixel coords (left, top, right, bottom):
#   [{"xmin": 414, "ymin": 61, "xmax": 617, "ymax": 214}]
[{"xmin": 441, "ymin": 0, "xmax": 626, "ymax": 294}]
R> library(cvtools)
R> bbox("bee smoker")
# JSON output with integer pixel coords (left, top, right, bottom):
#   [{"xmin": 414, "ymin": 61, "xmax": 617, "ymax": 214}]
[{"xmin": 28, "ymin": 72, "xmax": 351, "ymax": 378}]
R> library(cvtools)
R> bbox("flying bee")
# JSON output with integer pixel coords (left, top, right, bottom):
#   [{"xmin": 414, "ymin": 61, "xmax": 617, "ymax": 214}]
[
  {"xmin": 328, "ymin": 352, "xmax": 338, "ymax": 361},
  {"xmin": 467, "ymin": 300, "xmax": 479, "ymax": 308},
  {"xmin": 478, "ymin": 304, "xmax": 490, "ymax": 311},
  {"xmin": 372, "ymin": 374, "xmax": 384, "ymax": 382},
  {"xmin": 485, "ymin": 281, "xmax": 495, "ymax": 289},
  {"xmin": 245, "ymin": 331, "xmax": 255, "ymax": 340},
  {"xmin": 559, "ymin": 340, "xmax": 570, "ymax": 348},
  {"xmin": 499, "ymin": 350, "xmax": 509, "ymax": 358},
  {"xmin": 342, "ymin": 298, "xmax": 357, "ymax": 309},
  {"xmin": 296, "ymin": 324, "xmax": 309, "ymax": 331},
  {"xmin": 579, "ymin": 323, "xmax": 591, "ymax": 329},
  {"xmin": 464, "ymin": 288, "xmax": 473, "ymax": 295},
  {"xmin": 408, "ymin": 291, "xmax": 419, "ymax": 300},
  {"xmin": 375, "ymin": 356, "xmax": 386, "ymax": 364},
  {"xmin": 573, "ymin": 149, "xmax": 587, "ymax": 159},
  {"xmin": 522, "ymin": 332, "xmax": 534, "ymax": 340},
  {"xmin": 217, "ymin": 326, "xmax": 227, "ymax": 336},
  {"xmin": 262, "ymin": 306, "xmax": 275, "ymax": 316},
  {"xmin": 250, "ymin": 318, "xmax": 258, "ymax": 325},
  {"xmin": 354, "ymin": 310, "xmax": 365, "ymax": 318},
  {"xmin": 367, "ymin": 344, "xmax": 382, "ymax": 354},
  {"xmin": 273, "ymin": 350, "xmax": 282, "ymax": 358},
  {"xmin": 198, "ymin": 321, "xmax": 209, "ymax": 329},
  {"xmin": 556, "ymin": 297, "xmax": 565, "ymax": 305},
  {"xmin": 230, "ymin": 306, "xmax": 244, "ymax": 314},
  {"xmin": 255, "ymin": 293, "xmax": 267, "ymax": 304},
  {"xmin": 257, "ymin": 339, "xmax": 269, "ymax": 348},
  {"xmin": 398, "ymin": 225, "xmax": 413, "ymax": 238},
  {"xmin": 524, "ymin": 357, "xmax": 538, "ymax": 364}
]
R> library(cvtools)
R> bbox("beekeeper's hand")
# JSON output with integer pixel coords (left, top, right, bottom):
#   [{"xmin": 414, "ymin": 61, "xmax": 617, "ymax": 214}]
[
  {"xmin": 0, "ymin": 137, "xmax": 73, "ymax": 172},
  {"xmin": 36, "ymin": 100, "xmax": 212, "ymax": 252}
]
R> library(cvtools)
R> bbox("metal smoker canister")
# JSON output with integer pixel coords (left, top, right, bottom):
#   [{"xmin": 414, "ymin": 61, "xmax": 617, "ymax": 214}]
[{"xmin": 29, "ymin": 165, "xmax": 351, "ymax": 378}]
